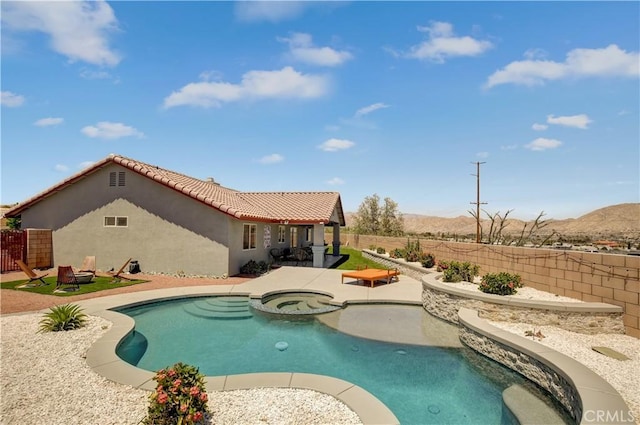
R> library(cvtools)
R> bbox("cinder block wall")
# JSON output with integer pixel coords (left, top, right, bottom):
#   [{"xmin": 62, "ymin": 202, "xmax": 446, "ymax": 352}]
[
  {"xmin": 26, "ymin": 229, "xmax": 53, "ymax": 270},
  {"xmin": 341, "ymin": 234, "xmax": 640, "ymax": 338}
]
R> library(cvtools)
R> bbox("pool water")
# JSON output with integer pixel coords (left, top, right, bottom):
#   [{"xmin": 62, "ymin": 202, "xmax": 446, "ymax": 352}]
[{"xmin": 116, "ymin": 296, "xmax": 567, "ymax": 425}]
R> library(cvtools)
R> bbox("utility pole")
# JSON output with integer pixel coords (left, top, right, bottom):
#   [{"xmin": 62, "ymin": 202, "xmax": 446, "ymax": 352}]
[{"xmin": 470, "ymin": 162, "xmax": 487, "ymax": 243}]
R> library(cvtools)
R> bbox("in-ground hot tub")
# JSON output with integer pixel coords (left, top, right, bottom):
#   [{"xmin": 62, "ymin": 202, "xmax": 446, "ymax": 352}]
[{"xmin": 250, "ymin": 291, "xmax": 342, "ymax": 315}]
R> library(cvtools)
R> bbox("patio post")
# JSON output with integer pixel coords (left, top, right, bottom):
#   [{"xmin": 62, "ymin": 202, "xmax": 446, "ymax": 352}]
[
  {"xmin": 312, "ymin": 223, "xmax": 325, "ymax": 267},
  {"xmin": 332, "ymin": 223, "xmax": 341, "ymax": 256}
]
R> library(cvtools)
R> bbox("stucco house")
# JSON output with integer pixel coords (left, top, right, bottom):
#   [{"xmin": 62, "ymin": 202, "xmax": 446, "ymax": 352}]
[{"xmin": 5, "ymin": 154, "xmax": 345, "ymax": 276}]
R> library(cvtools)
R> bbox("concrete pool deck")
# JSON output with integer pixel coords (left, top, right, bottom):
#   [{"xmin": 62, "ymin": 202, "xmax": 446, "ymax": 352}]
[{"xmin": 81, "ymin": 266, "xmax": 423, "ymax": 425}]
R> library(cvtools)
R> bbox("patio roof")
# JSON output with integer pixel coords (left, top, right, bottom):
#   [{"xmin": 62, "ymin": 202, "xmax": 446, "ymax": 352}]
[{"xmin": 5, "ymin": 154, "xmax": 346, "ymax": 226}]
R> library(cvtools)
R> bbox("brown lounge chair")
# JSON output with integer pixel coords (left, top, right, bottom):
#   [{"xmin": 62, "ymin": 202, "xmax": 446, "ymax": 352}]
[
  {"xmin": 15, "ymin": 260, "xmax": 49, "ymax": 286},
  {"xmin": 341, "ymin": 267, "xmax": 400, "ymax": 288},
  {"xmin": 55, "ymin": 265, "xmax": 79, "ymax": 291},
  {"xmin": 108, "ymin": 258, "xmax": 133, "ymax": 282}
]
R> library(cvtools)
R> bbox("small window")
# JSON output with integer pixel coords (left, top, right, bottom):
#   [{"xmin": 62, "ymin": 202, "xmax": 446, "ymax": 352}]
[
  {"xmin": 104, "ymin": 216, "xmax": 128, "ymax": 227},
  {"xmin": 109, "ymin": 172, "xmax": 116, "ymax": 187},
  {"xmin": 278, "ymin": 225, "xmax": 286, "ymax": 244},
  {"xmin": 118, "ymin": 171, "xmax": 125, "ymax": 186},
  {"xmin": 290, "ymin": 227, "xmax": 298, "ymax": 248},
  {"xmin": 243, "ymin": 224, "xmax": 257, "ymax": 250}
]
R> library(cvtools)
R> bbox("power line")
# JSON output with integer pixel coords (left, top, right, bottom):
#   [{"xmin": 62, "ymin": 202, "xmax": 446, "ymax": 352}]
[{"xmin": 470, "ymin": 161, "xmax": 487, "ymax": 244}]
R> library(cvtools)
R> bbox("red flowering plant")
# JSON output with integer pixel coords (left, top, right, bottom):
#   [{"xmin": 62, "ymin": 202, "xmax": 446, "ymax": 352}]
[
  {"xmin": 142, "ymin": 362, "xmax": 209, "ymax": 425},
  {"xmin": 479, "ymin": 272, "xmax": 523, "ymax": 296}
]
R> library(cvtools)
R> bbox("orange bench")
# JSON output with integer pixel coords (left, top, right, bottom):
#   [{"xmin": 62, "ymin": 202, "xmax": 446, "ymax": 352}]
[{"xmin": 341, "ymin": 268, "xmax": 400, "ymax": 288}]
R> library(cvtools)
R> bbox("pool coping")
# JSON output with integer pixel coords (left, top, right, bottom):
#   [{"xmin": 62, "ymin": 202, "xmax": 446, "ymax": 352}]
[{"xmin": 81, "ymin": 269, "xmax": 410, "ymax": 425}]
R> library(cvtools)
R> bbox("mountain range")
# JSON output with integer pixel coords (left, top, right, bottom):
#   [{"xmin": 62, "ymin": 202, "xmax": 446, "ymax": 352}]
[{"xmin": 345, "ymin": 203, "xmax": 640, "ymax": 239}]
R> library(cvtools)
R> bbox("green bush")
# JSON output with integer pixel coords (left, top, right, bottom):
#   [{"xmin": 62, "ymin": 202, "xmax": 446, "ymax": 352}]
[
  {"xmin": 239, "ymin": 260, "xmax": 269, "ymax": 275},
  {"xmin": 39, "ymin": 304, "xmax": 87, "ymax": 332},
  {"xmin": 389, "ymin": 248, "xmax": 403, "ymax": 259},
  {"xmin": 440, "ymin": 261, "xmax": 480, "ymax": 283},
  {"xmin": 376, "ymin": 247, "xmax": 386, "ymax": 254},
  {"xmin": 479, "ymin": 272, "xmax": 523, "ymax": 295},
  {"xmin": 143, "ymin": 362, "xmax": 209, "ymax": 425},
  {"xmin": 369, "ymin": 244, "xmax": 377, "ymax": 251},
  {"xmin": 421, "ymin": 253, "xmax": 436, "ymax": 269}
]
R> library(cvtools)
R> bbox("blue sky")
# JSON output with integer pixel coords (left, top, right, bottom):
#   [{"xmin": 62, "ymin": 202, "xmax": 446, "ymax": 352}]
[{"xmin": 1, "ymin": 1, "xmax": 638, "ymax": 220}]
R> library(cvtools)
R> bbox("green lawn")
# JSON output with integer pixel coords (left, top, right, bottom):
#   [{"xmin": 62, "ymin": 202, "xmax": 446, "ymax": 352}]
[
  {"xmin": 328, "ymin": 246, "xmax": 388, "ymax": 270},
  {"xmin": 1, "ymin": 275, "xmax": 147, "ymax": 296}
]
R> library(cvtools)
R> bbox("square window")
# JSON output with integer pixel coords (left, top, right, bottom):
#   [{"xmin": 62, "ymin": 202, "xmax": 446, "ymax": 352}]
[
  {"xmin": 104, "ymin": 216, "xmax": 116, "ymax": 226},
  {"xmin": 116, "ymin": 217, "xmax": 128, "ymax": 227}
]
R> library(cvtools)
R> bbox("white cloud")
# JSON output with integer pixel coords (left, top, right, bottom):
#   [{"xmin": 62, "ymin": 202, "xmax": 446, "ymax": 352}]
[
  {"xmin": 532, "ymin": 123, "xmax": 548, "ymax": 131},
  {"xmin": 1, "ymin": 0, "xmax": 121, "ymax": 67},
  {"xmin": 257, "ymin": 153, "xmax": 284, "ymax": 164},
  {"xmin": 402, "ymin": 21, "xmax": 493, "ymax": 63},
  {"xmin": 54, "ymin": 164, "xmax": 69, "ymax": 172},
  {"xmin": 485, "ymin": 44, "xmax": 639, "ymax": 88},
  {"xmin": 318, "ymin": 138, "xmax": 355, "ymax": 152},
  {"xmin": 81, "ymin": 121, "xmax": 144, "ymax": 139},
  {"xmin": 163, "ymin": 67, "xmax": 329, "ymax": 109},
  {"xmin": 34, "ymin": 117, "xmax": 64, "ymax": 127},
  {"xmin": 547, "ymin": 114, "xmax": 592, "ymax": 129},
  {"xmin": 235, "ymin": 1, "xmax": 308, "ymax": 22},
  {"xmin": 525, "ymin": 138, "xmax": 562, "ymax": 151},
  {"xmin": 327, "ymin": 177, "xmax": 345, "ymax": 185},
  {"xmin": 278, "ymin": 32, "xmax": 352, "ymax": 67},
  {"xmin": 79, "ymin": 68, "xmax": 113, "ymax": 80},
  {"xmin": 1, "ymin": 91, "xmax": 25, "ymax": 107},
  {"xmin": 354, "ymin": 102, "xmax": 390, "ymax": 118}
]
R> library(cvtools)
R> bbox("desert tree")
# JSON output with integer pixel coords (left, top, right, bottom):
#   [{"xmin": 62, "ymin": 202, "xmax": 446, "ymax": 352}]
[{"xmin": 353, "ymin": 194, "xmax": 404, "ymax": 236}]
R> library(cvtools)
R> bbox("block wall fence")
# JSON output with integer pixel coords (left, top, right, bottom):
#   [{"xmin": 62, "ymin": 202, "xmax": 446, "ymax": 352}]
[
  {"xmin": 340, "ymin": 233, "xmax": 640, "ymax": 338},
  {"xmin": 25, "ymin": 229, "xmax": 53, "ymax": 270}
]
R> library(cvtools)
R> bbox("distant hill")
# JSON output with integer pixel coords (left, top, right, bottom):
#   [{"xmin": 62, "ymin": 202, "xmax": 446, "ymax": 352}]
[{"xmin": 345, "ymin": 203, "xmax": 640, "ymax": 239}]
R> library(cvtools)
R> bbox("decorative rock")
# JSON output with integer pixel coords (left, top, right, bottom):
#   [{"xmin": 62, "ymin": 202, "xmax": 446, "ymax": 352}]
[
  {"xmin": 275, "ymin": 341, "xmax": 289, "ymax": 351},
  {"xmin": 428, "ymin": 405, "xmax": 441, "ymax": 414}
]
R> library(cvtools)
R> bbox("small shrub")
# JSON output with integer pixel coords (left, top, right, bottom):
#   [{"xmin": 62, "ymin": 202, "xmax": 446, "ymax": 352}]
[
  {"xmin": 39, "ymin": 304, "xmax": 87, "ymax": 332},
  {"xmin": 479, "ymin": 272, "xmax": 523, "ymax": 295},
  {"xmin": 240, "ymin": 260, "xmax": 268, "ymax": 275},
  {"xmin": 442, "ymin": 267, "xmax": 463, "ymax": 283},
  {"xmin": 421, "ymin": 253, "xmax": 436, "ymax": 269},
  {"xmin": 389, "ymin": 248, "xmax": 404, "ymax": 259},
  {"xmin": 369, "ymin": 244, "xmax": 377, "ymax": 251},
  {"xmin": 376, "ymin": 247, "xmax": 386, "ymax": 254},
  {"xmin": 436, "ymin": 260, "xmax": 449, "ymax": 272},
  {"xmin": 439, "ymin": 261, "xmax": 480, "ymax": 283},
  {"xmin": 404, "ymin": 250, "xmax": 422, "ymax": 262},
  {"xmin": 143, "ymin": 362, "xmax": 209, "ymax": 425}
]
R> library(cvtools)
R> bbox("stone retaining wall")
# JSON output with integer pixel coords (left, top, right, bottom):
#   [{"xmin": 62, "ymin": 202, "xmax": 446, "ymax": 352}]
[
  {"xmin": 422, "ymin": 280, "xmax": 625, "ymax": 335},
  {"xmin": 348, "ymin": 235, "xmax": 639, "ymax": 338}
]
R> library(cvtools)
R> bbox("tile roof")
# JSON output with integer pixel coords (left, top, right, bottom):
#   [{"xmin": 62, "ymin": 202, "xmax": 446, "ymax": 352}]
[{"xmin": 5, "ymin": 154, "xmax": 345, "ymax": 225}]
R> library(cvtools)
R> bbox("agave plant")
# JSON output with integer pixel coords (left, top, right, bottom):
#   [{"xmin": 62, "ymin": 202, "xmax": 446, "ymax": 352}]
[{"xmin": 39, "ymin": 304, "xmax": 87, "ymax": 332}]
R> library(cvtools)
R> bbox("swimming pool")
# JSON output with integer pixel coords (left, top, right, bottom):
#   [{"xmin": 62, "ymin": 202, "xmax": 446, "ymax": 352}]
[{"xmin": 116, "ymin": 296, "xmax": 569, "ymax": 424}]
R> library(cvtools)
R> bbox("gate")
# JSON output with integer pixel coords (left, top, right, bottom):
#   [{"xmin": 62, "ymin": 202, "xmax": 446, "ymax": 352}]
[{"xmin": 1, "ymin": 230, "xmax": 26, "ymax": 272}]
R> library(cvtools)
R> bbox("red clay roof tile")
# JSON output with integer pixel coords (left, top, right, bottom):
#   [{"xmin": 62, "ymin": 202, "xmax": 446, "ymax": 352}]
[{"xmin": 6, "ymin": 154, "xmax": 345, "ymax": 225}]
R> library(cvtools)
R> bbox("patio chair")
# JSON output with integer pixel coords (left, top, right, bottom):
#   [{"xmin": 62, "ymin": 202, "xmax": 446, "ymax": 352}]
[
  {"xmin": 78, "ymin": 256, "xmax": 96, "ymax": 276},
  {"xmin": 269, "ymin": 248, "xmax": 283, "ymax": 264},
  {"xmin": 108, "ymin": 258, "xmax": 133, "ymax": 282},
  {"xmin": 55, "ymin": 265, "xmax": 79, "ymax": 291},
  {"xmin": 14, "ymin": 260, "xmax": 49, "ymax": 286}
]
